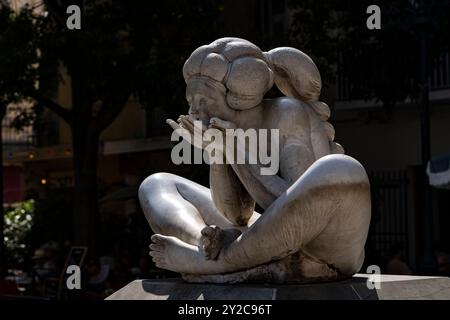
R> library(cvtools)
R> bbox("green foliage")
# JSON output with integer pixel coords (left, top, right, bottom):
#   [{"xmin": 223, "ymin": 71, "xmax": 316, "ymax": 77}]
[
  {"xmin": 4, "ymin": 200, "xmax": 35, "ymax": 266},
  {"xmin": 0, "ymin": 0, "xmax": 224, "ymax": 247},
  {"xmin": 1, "ymin": 0, "xmax": 224, "ymax": 126},
  {"xmin": 35, "ymin": 0, "xmax": 225, "ymax": 123},
  {"xmin": 0, "ymin": 4, "xmax": 40, "ymax": 106}
]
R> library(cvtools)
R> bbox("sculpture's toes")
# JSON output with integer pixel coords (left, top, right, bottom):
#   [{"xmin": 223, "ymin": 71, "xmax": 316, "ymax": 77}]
[
  {"xmin": 149, "ymin": 234, "xmax": 168, "ymax": 269},
  {"xmin": 201, "ymin": 225, "xmax": 221, "ymax": 260},
  {"xmin": 200, "ymin": 225, "xmax": 241, "ymax": 260}
]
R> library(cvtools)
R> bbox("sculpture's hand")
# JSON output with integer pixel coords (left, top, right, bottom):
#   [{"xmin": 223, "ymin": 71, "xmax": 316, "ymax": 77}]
[
  {"xmin": 209, "ymin": 117, "xmax": 237, "ymax": 131},
  {"xmin": 166, "ymin": 115, "xmax": 208, "ymax": 149},
  {"xmin": 207, "ymin": 117, "xmax": 238, "ymax": 156},
  {"xmin": 179, "ymin": 115, "xmax": 208, "ymax": 134}
]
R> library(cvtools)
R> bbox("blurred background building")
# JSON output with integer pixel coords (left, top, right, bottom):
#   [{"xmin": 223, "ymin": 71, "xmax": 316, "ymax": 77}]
[{"xmin": 2, "ymin": 1, "xmax": 450, "ymax": 298}]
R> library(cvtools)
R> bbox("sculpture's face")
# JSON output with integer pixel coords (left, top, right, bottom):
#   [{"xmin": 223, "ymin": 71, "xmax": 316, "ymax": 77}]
[{"xmin": 185, "ymin": 79, "xmax": 230, "ymax": 125}]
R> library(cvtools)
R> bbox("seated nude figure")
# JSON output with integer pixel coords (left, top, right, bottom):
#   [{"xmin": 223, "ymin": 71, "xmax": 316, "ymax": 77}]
[{"xmin": 139, "ymin": 38, "xmax": 371, "ymax": 283}]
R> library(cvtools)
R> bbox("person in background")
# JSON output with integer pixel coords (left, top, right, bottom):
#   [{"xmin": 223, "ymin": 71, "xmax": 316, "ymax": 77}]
[
  {"xmin": 436, "ymin": 250, "xmax": 450, "ymax": 276},
  {"xmin": 386, "ymin": 244, "xmax": 413, "ymax": 275}
]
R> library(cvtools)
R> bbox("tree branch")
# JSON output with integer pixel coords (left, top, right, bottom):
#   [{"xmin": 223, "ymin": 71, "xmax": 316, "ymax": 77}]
[
  {"xmin": 92, "ymin": 59, "xmax": 135, "ymax": 133},
  {"xmin": 94, "ymin": 92, "xmax": 131, "ymax": 133},
  {"xmin": 34, "ymin": 94, "xmax": 72, "ymax": 123}
]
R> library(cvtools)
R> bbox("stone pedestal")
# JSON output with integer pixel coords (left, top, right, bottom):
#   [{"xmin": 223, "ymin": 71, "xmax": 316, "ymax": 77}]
[{"xmin": 106, "ymin": 274, "xmax": 450, "ymax": 300}]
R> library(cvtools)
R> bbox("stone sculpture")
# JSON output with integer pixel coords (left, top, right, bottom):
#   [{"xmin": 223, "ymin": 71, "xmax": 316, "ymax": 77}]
[{"xmin": 138, "ymin": 37, "xmax": 371, "ymax": 283}]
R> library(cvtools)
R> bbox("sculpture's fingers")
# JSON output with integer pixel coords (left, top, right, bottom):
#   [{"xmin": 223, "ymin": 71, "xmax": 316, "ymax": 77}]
[
  {"xmin": 177, "ymin": 114, "xmax": 188, "ymax": 124},
  {"xmin": 210, "ymin": 117, "xmax": 235, "ymax": 130},
  {"xmin": 180, "ymin": 117, "xmax": 208, "ymax": 149},
  {"xmin": 168, "ymin": 119, "xmax": 194, "ymax": 145},
  {"xmin": 201, "ymin": 226, "xmax": 215, "ymax": 237},
  {"xmin": 180, "ymin": 116, "xmax": 195, "ymax": 134},
  {"xmin": 183, "ymin": 116, "xmax": 206, "ymax": 137},
  {"xmin": 202, "ymin": 238, "xmax": 211, "ymax": 247},
  {"xmin": 209, "ymin": 117, "xmax": 223, "ymax": 130},
  {"xmin": 166, "ymin": 119, "xmax": 181, "ymax": 131},
  {"xmin": 187, "ymin": 114, "xmax": 208, "ymax": 132}
]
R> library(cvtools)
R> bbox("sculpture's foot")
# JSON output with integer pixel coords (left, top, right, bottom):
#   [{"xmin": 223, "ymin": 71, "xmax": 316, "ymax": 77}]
[
  {"xmin": 200, "ymin": 225, "xmax": 241, "ymax": 260},
  {"xmin": 150, "ymin": 234, "xmax": 192, "ymax": 272},
  {"xmin": 150, "ymin": 234, "xmax": 229, "ymax": 274}
]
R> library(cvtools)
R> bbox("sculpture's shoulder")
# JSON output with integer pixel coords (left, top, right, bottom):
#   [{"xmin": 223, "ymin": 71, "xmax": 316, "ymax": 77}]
[{"xmin": 263, "ymin": 97, "xmax": 311, "ymax": 129}]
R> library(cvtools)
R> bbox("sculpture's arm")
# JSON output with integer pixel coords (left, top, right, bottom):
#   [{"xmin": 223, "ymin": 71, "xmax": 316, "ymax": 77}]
[
  {"xmin": 167, "ymin": 116, "xmax": 256, "ymax": 225},
  {"xmin": 226, "ymin": 140, "xmax": 314, "ymax": 209},
  {"xmin": 210, "ymin": 105, "xmax": 315, "ymax": 209},
  {"xmin": 228, "ymin": 162, "xmax": 287, "ymax": 210},
  {"xmin": 210, "ymin": 163, "xmax": 255, "ymax": 226}
]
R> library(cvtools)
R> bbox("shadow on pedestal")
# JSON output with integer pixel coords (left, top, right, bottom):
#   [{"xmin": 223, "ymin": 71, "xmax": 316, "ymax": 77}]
[{"xmin": 106, "ymin": 274, "xmax": 450, "ymax": 300}]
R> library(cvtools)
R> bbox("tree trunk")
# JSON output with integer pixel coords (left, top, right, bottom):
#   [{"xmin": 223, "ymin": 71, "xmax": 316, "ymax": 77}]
[
  {"xmin": 0, "ymin": 105, "xmax": 5, "ymax": 276},
  {"xmin": 71, "ymin": 121, "xmax": 100, "ymax": 255}
]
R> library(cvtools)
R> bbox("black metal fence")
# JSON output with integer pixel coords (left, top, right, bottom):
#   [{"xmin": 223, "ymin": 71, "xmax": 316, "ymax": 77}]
[
  {"xmin": 368, "ymin": 170, "xmax": 411, "ymax": 265},
  {"xmin": 430, "ymin": 51, "xmax": 450, "ymax": 90}
]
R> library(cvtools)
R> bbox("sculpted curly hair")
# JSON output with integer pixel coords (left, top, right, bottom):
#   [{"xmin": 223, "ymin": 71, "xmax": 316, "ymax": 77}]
[{"xmin": 183, "ymin": 37, "xmax": 344, "ymax": 157}]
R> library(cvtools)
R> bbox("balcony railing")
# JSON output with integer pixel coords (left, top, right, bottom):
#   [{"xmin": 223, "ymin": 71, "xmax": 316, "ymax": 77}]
[
  {"xmin": 2, "ymin": 112, "xmax": 35, "ymax": 153},
  {"xmin": 336, "ymin": 51, "xmax": 450, "ymax": 103}
]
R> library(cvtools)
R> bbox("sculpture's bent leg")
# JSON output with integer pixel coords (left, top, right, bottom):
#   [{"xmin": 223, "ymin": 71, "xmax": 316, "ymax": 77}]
[
  {"xmin": 138, "ymin": 172, "xmax": 260, "ymax": 246},
  {"xmin": 150, "ymin": 154, "xmax": 371, "ymax": 278}
]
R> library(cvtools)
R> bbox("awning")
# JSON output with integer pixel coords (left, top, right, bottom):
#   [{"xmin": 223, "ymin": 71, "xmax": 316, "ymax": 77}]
[{"xmin": 427, "ymin": 154, "xmax": 450, "ymax": 189}]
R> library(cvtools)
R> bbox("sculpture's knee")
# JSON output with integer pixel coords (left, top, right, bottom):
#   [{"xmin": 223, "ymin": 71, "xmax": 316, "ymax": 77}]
[
  {"xmin": 284, "ymin": 155, "xmax": 370, "ymax": 218},
  {"xmin": 311, "ymin": 155, "xmax": 371, "ymax": 217},
  {"xmin": 138, "ymin": 172, "xmax": 176, "ymax": 211},
  {"xmin": 308, "ymin": 154, "xmax": 369, "ymax": 188},
  {"xmin": 287, "ymin": 154, "xmax": 370, "ymax": 229},
  {"xmin": 300, "ymin": 156, "xmax": 371, "ymax": 274},
  {"xmin": 139, "ymin": 171, "xmax": 175, "ymax": 192}
]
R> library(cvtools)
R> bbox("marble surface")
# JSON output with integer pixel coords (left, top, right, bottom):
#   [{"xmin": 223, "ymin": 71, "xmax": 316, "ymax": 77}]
[
  {"xmin": 139, "ymin": 37, "xmax": 371, "ymax": 283},
  {"xmin": 106, "ymin": 274, "xmax": 450, "ymax": 300}
]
